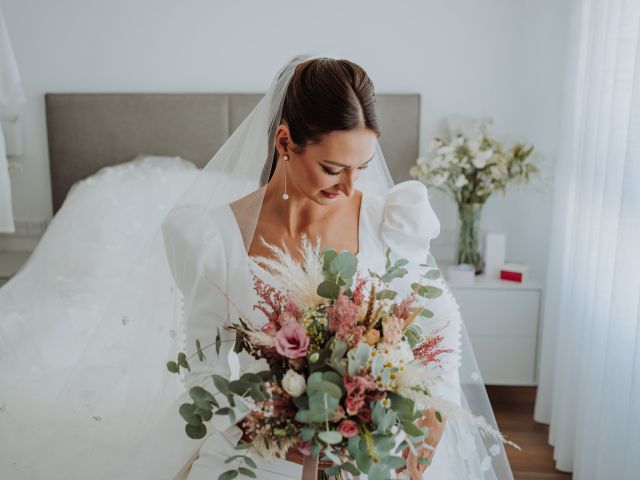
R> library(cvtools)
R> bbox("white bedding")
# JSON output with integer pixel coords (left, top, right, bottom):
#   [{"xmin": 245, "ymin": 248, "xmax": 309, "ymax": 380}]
[{"xmin": 0, "ymin": 155, "xmax": 200, "ymax": 477}]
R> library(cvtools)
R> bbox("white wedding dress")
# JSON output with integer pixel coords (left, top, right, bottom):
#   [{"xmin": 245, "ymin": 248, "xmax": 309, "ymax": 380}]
[{"xmin": 161, "ymin": 180, "xmax": 464, "ymax": 480}]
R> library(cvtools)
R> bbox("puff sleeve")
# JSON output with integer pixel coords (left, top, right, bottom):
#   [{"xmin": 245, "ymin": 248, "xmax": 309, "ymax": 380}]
[
  {"xmin": 380, "ymin": 181, "xmax": 462, "ymax": 408},
  {"xmin": 160, "ymin": 205, "xmax": 244, "ymax": 438}
]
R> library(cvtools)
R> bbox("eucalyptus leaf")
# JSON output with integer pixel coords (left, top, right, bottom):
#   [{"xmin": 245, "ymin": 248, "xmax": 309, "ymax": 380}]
[
  {"xmin": 179, "ymin": 403, "xmax": 196, "ymax": 422},
  {"xmin": 295, "ymin": 410, "xmax": 311, "ymax": 423},
  {"xmin": 233, "ymin": 333, "xmax": 244, "ymax": 354},
  {"xmin": 381, "ymin": 267, "xmax": 408, "ymax": 284},
  {"xmin": 331, "ymin": 340, "xmax": 348, "ymax": 360},
  {"xmin": 330, "ymin": 251, "xmax": 357, "ymax": 279},
  {"xmin": 195, "ymin": 407, "xmax": 213, "ymax": 421},
  {"xmin": 215, "ymin": 327, "xmax": 222, "ymax": 356},
  {"xmin": 177, "ymin": 352, "xmax": 190, "ymax": 372},
  {"xmin": 318, "ymin": 430, "xmax": 343, "ymax": 444},
  {"xmin": 224, "ymin": 454, "xmax": 246, "ymax": 464},
  {"xmin": 355, "ymin": 450, "xmax": 372, "ymax": 474},
  {"xmin": 386, "ymin": 456, "xmax": 406, "ymax": 469},
  {"xmin": 237, "ymin": 467, "xmax": 256, "ymax": 478},
  {"xmin": 229, "ymin": 379, "xmax": 251, "ymax": 396},
  {"xmin": 325, "ymin": 465, "xmax": 341, "ymax": 476},
  {"xmin": 411, "ymin": 283, "xmax": 443, "ymax": 299},
  {"xmin": 322, "ymin": 371, "xmax": 344, "ymax": 389},
  {"xmin": 195, "ymin": 339, "xmax": 206, "ymax": 361},
  {"xmin": 341, "ymin": 462, "xmax": 361, "ymax": 475},
  {"xmin": 402, "ymin": 421, "xmax": 423, "ymax": 437},
  {"xmin": 301, "ymin": 426, "xmax": 315, "ymax": 442},
  {"xmin": 375, "ymin": 289, "xmax": 397, "ymax": 300},
  {"xmin": 317, "ymin": 280, "xmax": 340, "ymax": 300},
  {"xmin": 218, "ymin": 470, "xmax": 238, "ymax": 480},
  {"xmin": 185, "ymin": 423, "xmax": 207, "ymax": 439},
  {"xmin": 322, "ymin": 248, "xmax": 338, "ymax": 273},
  {"xmin": 166, "ymin": 361, "xmax": 179, "ymax": 374},
  {"xmin": 367, "ymin": 463, "xmax": 391, "ymax": 480},
  {"xmin": 419, "ymin": 308, "xmax": 434, "ymax": 318},
  {"xmin": 423, "ymin": 269, "xmax": 442, "ymax": 280},
  {"xmin": 306, "ymin": 380, "xmax": 342, "ymax": 399},
  {"xmin": 212, "ymin": 374, "xmax": 230, "ymax": 395},
  {"xmin": 322, "ymin": 449, "xmax": 342, "ymax": 464},
  {"xmin": 190, "ymin": 386, "xmax": 216, "ymax": 409},
  {"xmin": 243, "ymin": 456, "xmax": 257, "ymax": 468}
]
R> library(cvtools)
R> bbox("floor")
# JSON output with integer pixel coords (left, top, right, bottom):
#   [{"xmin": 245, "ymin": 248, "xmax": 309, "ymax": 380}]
[{"xmin": 487, "ymin": 386, "xmax": 573, "ymax": 480}]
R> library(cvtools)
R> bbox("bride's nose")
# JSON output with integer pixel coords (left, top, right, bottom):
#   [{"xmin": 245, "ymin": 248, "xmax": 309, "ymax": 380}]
[{"xmin": 339, "ymin": 170, "xmax": 356, "ymax": 197}]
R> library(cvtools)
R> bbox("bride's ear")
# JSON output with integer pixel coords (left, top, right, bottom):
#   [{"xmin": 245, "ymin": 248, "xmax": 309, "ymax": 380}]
[{"xmin": 275, "ymin": 124, "xmax": 293, "ymax": 157}]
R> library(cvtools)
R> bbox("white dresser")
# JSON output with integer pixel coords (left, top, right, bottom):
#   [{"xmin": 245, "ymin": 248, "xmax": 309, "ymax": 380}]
[{"xmin": 446, "ymin": 268, "xmax": 543, "ymax": 386}]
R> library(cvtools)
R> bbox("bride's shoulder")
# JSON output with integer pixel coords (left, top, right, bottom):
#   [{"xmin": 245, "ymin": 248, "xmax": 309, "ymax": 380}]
[{"xmin": 365, "ymin": 180, "xmax": 440, "ymax": 262}]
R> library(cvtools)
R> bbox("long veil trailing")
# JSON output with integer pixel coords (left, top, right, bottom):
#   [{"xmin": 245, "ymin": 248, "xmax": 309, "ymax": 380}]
[{"xmin": 0, "ymin": 54, "xmax": 515, "ymax": 479}]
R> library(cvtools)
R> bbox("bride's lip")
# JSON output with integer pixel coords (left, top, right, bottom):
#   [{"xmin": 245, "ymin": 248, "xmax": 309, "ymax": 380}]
[{"xmin": 321, "ymin": 190, "xmax": 339, "ymax": 199}]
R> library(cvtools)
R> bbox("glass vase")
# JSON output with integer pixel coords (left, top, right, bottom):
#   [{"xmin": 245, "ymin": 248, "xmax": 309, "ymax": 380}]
[{"xmin": 457, "ymin": 203, "xmax": 484, "ymax": 274}]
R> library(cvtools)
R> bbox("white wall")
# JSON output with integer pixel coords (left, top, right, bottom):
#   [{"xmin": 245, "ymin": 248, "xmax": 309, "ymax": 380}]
[{"xmin": 0, "ymin": 0, "xmax": 570, "ymax": 285}]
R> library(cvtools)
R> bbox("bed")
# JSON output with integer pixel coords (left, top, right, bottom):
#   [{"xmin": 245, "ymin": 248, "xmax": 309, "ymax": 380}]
[{"xmin": 45, "ymin": 93, "xmax": 421, "ymax": 213}]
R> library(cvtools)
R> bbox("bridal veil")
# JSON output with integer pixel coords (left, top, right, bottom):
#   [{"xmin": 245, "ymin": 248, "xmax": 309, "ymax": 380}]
[{"xmin": 0, "ymin": 54, "xmax": 514, "ymax": 480}]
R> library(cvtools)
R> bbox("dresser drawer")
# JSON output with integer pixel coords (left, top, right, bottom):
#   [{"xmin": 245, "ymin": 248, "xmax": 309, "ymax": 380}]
[
  {"xmin": 452, "ymin": 289, "xmax": 540, "ymax": 337},
  {"xmin": 451, "ymin": 285, "xmax": 542, "ymax": 385}
]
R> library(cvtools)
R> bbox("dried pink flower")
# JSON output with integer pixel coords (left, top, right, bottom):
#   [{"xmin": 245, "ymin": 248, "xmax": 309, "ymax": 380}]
[
  {"xmin": 412, "ymin": 320, "xmax": 455, "ymax": 366},
  {"xmin": 382, "ymin": 316, "xmax": 404, "ymax": 345}
]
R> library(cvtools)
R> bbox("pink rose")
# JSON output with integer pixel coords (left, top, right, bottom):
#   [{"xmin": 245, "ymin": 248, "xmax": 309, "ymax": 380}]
[
  {"xmin": 275, "ymin": 323, "xmax": 309, "ymax": 359},
  {"xmin": 357, "ymin": 406, "xmax": 372, "ymax": 423},
  {"xmin": 337, "ymin": 419, "xmax": 359, "ymax": 438},
  {"xmin": 345, "ymin": 394, "xmax": 365, "ymax": 416}
]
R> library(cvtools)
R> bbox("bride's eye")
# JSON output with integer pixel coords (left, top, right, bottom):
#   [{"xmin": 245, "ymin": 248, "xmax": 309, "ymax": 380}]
[{"xmin": 321, "ymin": 165, "xmax": 341, "ymax": 176}]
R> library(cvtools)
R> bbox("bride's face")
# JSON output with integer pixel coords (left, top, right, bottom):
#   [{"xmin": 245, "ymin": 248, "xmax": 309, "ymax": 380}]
[{"xmin": 280, "ymin": 126, "xmax": 378, "ymax": 204}]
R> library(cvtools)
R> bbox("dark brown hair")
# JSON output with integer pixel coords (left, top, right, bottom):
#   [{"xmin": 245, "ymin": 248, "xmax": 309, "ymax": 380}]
[{"xmin": 266, "ymin": 57, "xmax": 381, "ymax": 182}]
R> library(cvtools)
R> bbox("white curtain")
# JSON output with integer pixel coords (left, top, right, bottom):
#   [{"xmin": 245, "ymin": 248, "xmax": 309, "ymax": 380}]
[
  {"xmin": 0, "ymin": 6, "xmax": 25, "ymax": 234},
  {"xmin": 534, "ymin": 0, "xmax": 640, "ymax": 479}
]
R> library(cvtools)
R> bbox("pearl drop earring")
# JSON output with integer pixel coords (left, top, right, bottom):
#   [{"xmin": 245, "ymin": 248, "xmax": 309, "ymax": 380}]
[{"xmin": 282, "ymin": 155, "xmax": 289, "ymax": 200}]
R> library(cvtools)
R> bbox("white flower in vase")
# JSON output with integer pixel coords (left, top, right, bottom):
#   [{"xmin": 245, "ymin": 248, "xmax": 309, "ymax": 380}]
[{"xmin": 454, "ymin": 174, "xmax": 469, "ymax": 188}]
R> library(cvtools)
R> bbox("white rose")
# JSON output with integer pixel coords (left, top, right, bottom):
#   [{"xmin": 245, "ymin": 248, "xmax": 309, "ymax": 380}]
[{"xmin": 282, "ymin": 369, "xmax": 306, "ymax": 397}]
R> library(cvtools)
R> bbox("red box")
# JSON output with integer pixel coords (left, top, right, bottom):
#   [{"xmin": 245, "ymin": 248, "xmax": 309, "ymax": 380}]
[{"xmin": 499, "ymin": 263, "xmax": 529, "ymax": 283}]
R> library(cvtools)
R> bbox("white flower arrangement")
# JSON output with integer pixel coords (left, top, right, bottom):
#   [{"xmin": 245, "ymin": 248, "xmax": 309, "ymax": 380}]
[{"xmin": 410, "ymin": 118, "xmax": 537, "ymax": 205}]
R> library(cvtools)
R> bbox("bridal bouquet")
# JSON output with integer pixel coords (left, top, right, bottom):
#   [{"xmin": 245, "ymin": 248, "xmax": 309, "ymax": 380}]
[{"xmin": 167, "ymin": 238, "xmax": 517, "ymax": 480}]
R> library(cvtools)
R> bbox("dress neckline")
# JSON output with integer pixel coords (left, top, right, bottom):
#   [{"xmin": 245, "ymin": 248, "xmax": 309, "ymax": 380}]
[{"xmin": 225, "ymin": 190, "xmax": 367, "ymax": 275}]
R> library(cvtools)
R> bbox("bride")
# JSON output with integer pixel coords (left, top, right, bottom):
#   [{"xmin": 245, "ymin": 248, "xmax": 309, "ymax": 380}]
[{"xmin": 0, "ymin": 55, "xmax": 514, "ymax": 480}]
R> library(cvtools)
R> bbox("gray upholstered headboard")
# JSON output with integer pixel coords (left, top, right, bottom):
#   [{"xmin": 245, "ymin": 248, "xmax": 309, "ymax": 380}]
[{"xmin": 45, "ymin": 93, "xmax": 420, "ymax": 213}]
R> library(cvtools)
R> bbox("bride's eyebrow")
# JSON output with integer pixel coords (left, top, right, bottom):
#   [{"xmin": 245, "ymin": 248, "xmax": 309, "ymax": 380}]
[{"xmin": 322, "ymin": 153, "xmax": 375, "ymax": 168}]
